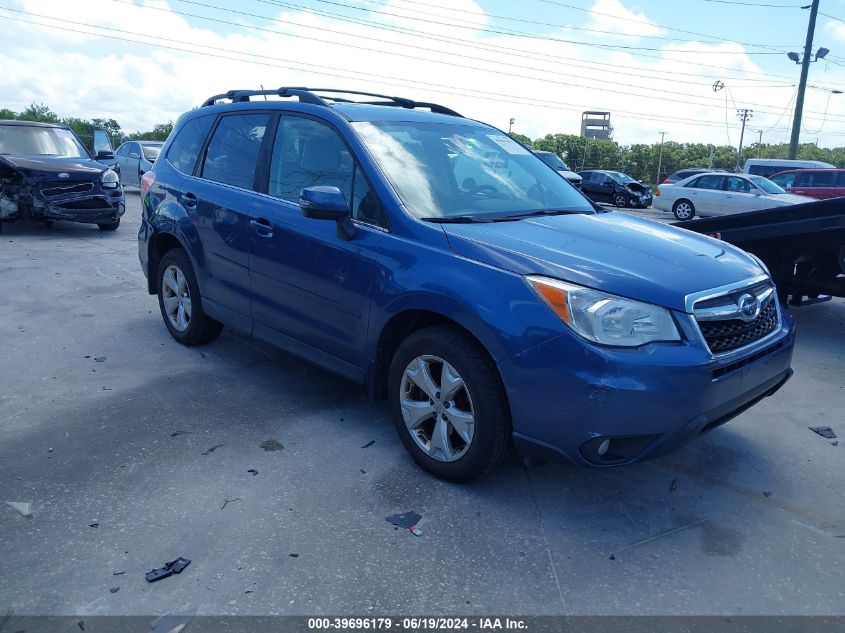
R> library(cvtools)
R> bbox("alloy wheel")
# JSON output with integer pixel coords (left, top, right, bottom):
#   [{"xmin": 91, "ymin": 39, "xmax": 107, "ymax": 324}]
[
  {"xmin": 161, "ymin": 264, "xmax": 192, "ymax": 332},
  {"xmin": 399, "ymin": 355, "xmax": 475, "ymax": 462}
]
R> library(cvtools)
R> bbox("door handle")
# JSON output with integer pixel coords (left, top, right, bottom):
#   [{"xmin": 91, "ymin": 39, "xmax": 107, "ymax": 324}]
[
  {"xmin": 181, "ymin": 192, "xmax": 198, "ymax": 209},
  {"xmin": 250, "ymin": 217, "xmax": 273, "ymax": 237}
]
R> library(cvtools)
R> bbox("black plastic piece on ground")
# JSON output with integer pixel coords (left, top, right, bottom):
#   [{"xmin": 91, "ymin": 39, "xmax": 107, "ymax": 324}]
[
  {"xmin": 809, "ymin": 426, "xmax": 837, "ymax": 439},
  {"xmin": 386, "ymin": 512, "xmax": 421, "ymax": 529},
  {"xmin": 145, "ymin": 557, "xmax": 192, "ymax": 583}
]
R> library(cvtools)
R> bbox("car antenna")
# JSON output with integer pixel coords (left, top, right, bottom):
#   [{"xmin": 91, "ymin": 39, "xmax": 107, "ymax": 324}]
[{"xmin": 259, "ymin": 84, "xmax": 268, "ymax": 101}]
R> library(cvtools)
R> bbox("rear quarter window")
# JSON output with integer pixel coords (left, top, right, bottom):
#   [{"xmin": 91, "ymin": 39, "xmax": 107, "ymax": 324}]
[{"xmin": 166, "ymin": 114, "xmax": 215, "ymax": 175}]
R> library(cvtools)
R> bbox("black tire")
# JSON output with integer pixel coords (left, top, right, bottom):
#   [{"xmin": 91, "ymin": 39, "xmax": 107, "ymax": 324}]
[
  {"xmin": 157, "ymin": 248, "xmax": 223, "ymax": 346},
  {"xmin": 612, "ymin": 192, "xmax": 628, "ymax": 207},
  {"xmin": 388, "ymin": 325, "xmax": 510, "ymax": 483},
  {"xmin": 98, "ymin": 219, "xmax": 120, "ymax": 231},
  {"xmin": 672, "ymin": 199, "xmax": 696, "ymax": 221}
]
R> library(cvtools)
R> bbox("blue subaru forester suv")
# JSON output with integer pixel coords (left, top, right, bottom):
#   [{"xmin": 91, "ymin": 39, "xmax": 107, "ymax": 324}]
[{"xmin": 138, "ymin": 88, "xmax": 794, "ymax": 482}]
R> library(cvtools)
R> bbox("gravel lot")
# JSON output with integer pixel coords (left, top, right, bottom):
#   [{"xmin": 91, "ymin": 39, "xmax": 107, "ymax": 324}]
[{"xmin": 1, "ymin": 192, "xmax": 843, "ymax": 616}]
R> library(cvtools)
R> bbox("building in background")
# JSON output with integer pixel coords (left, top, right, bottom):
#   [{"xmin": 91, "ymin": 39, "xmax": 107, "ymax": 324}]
[{"xmin": 581, "ymin": 111, "xmax": 612, "ymax": 139}]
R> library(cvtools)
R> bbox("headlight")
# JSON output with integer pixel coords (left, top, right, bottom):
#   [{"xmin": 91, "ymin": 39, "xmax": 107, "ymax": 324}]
[
  {"xmin": 527, "ymin": 276, "xmax": 681, "ymax": 347},
  {"xmin": 101, "ymin": 168, "xmax": 120, "ymax": 189}
]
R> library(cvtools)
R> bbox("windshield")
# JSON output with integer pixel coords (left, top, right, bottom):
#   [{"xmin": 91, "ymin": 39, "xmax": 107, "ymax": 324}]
[
  {"xmin": 352, "ymin": 121, "xmax": 594, "ymax": 219},
  {"xmin": 750, "ymin": 175, "xmax": 786, "ymax": 194},
  {"xmin": 142, "ymin": 145, "xmax": 162, "ymax": 160},
  {"xmin": 0, "ymin": 125, "xmax": 89, "ymax": 158},
  {"xmin": 605, "ymin": 171, "xmax": 636, "ymax": 184},
  {"xmin": 536, "ymin": 152, "xmax": 569, "ymax": 171}
]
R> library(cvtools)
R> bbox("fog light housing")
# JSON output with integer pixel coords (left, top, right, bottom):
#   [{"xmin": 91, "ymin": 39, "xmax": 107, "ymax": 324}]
[{"xmin": 580, "ymin": 434, "xmax": 660, "ymax": 465}]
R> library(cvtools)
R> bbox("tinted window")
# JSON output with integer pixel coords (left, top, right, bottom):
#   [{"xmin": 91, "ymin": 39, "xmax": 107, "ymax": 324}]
[
  {"xmin": 725, "ymin": 176, "xmax": 752, "ymax": 193},
  {"xmin": 166, "ymin": 114, "xmax": 215, "ymax": 175},
  {"xmin": 142, "ymin": 145, "xmax": 161, "ymax": 161},
  {"xmin": 690, "ymin": 175, "xmax": 724, "ymax": 190},
  {"xmin": 128, "ymin": 143, "xmax": 140, "ymax": 158},
  {"xmin": 116, "ymin": 143, "xmax": 129, "ymax": 157},
  {"xmin": 201, "ymin": 113, "xmax": 269, "ymax": 190},
  {"xmin": 0, "ymin": 125, "xmax": 88, "ymax": 157},
  {"xmin": 591, "ymin": 172, "xmax": 608, "ymax": 184},
  {"xmin": 749, "ymin": 176, "xmax": 785, "ymax": 194},
  {"xmin": 770, "ymin": 172, "xmax": 796, "ymax": 188},
  {"xmin": 268, "ymin": 116, "xmax": 380, "ymax": 225},
  {"xmin": 797, "ymin": 170, "xmax": 835, "ymax": 187}
]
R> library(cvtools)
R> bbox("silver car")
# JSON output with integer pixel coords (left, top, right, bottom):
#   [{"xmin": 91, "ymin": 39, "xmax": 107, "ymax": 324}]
[
  {"xmin": 654, "ymin": 172, "xmax": 812, "ymax": 220},
  {"xmin": 113, "ymin": 141, "xmax": 163, "ymax": 187}
]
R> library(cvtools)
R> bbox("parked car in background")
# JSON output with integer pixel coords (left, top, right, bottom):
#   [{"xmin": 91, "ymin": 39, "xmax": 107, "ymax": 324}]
[
  {"xmin": 533, "ymin": 150, "xmax": 582, "ymax": 188},
  {"xmin": 113, "ymin": 141, "xmax": 164, "ymax": 187},
  {"xmin": 579, "ymin": 169, "xmax": 653, "ymax": 207},
  {"xmin": 768, "ymin": 168, "xmax": 845, "ymax": 200},
  {"xmin": 663, "ymin": 168, "xmax": 725, "ymax": 185},
  {"xmin": 743, "ymin": 158, "xmax": 834, "ymax": 178},
  {"xmin": 654, "ymin": 172, "xmax": 812, "ymax": 220},
  {"xmin": 0, "ymin": 119, "xmax": 124, "ymax": 231}
]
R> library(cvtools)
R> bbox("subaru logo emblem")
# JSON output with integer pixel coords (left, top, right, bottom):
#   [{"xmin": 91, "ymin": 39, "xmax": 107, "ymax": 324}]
[
  {"xmin": 737, "ymin": 293, "xmax": 760, "ymax": 321},
  {"xmin": 58, "ymin": 172, "xmax": 70, "ymax": 179}
]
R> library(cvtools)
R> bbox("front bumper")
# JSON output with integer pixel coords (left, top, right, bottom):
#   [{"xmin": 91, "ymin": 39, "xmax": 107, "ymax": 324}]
[
  {"xmin": 499, "ymin": 312, "xmax": 795, "ymax": 467},
  {"xmin": 2, "ymin": 187, "xmax": 124, "ymax": 225}
]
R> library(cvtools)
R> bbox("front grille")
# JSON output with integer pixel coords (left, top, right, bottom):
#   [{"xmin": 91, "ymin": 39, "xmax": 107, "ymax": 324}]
[
  {"xmin": 54, "ymin": 198, "xmax": 112, "ymax": 210},
  {"xmin": 698, "ymin": 298, "xmax": 778, "ymax": 354},
  {"xmin": 41, "ymin": 181, "xmax": 95, "ymax": 197}
]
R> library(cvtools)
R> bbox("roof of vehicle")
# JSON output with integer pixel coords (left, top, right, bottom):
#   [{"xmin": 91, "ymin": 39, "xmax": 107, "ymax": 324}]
[
  {"xmin": 196, "ymin": 87, "xmax": 489, "ymax": 127},
  {"xmin": 0, "ymin": 119, "xmax": 68, "ymax": 129},
  {"xmin": 771, "ymin": 168, "xmax": 845, "ymax": 176},
  {"xmin": 134, "ymin": 140, "xmax": 164, "ymax": 146},
  {"xmin": 744, "ymin": 158, "xmax": 834, "ymax": 168}
]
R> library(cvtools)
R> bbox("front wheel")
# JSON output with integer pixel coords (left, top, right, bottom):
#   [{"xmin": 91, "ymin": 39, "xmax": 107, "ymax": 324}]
[
  {"xmin": 613, "ymin": 193, "xmax": 628, "ymax": 207},
  {"xmin": 157, "ymin": 248, "xmax": 223, "ymax": 346},
  {"xmin": 388, "ymin": 326, "xmax": 510, "ymax": 483},
  {"xmin": 672, "ymin": 199, "xmax": 696, "ymax": 221}
]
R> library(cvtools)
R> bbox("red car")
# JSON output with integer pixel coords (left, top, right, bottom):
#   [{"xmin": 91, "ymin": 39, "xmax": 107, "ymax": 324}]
[{"xmin": 769, "ymin": 168, "xmax": 845, "ymax": 200}]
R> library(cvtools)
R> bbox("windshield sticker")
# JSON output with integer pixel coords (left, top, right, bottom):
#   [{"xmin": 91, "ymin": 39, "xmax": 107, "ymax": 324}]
[{"xmin": 486, "ymin": 134, "xmax": 530, "ymax": 155}]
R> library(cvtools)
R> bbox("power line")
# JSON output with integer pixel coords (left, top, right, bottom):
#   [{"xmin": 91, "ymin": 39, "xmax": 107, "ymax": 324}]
[
  {"xmin": 0, "ymin": 10, "xmax": 799, "ymax": 135},
  {"xmin": 696, "ymin": 0, "xmax": 799, "ymax": 7}
]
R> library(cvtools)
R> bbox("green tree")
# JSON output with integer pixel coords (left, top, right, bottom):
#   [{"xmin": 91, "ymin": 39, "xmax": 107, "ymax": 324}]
[
  {"xmin": 18, "ymin": 102, "xmax": 59, "ymax": 123},
  {"xmin": 508, "ymin": 132, "xmax": 532, "ymax": 146}
]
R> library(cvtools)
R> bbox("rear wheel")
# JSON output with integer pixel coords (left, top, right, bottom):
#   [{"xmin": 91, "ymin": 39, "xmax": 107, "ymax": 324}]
[
  {"xmin": 672, "ymin": 199, "xmax": 695, "ymax": 221},
  {"xmin": 98, "ymin": 219, "xmax": 120, "ymax": 231},
  {"xmin": 157, "ymin": 248, "xmax": 222, "ymax": 346},
  {"xmin": 388, "ymin": 326, "xmax": 510, "ymax": 483}
]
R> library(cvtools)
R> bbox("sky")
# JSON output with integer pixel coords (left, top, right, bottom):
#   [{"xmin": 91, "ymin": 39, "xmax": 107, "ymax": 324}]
[{"xmin": 1, "ymin": 0, "xmax": 844, "ymax": 147}]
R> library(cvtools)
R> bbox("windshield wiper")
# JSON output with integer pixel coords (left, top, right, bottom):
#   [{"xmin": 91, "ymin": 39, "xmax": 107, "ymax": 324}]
[
  {"xmin": 490, "ymin": 209, "xmax": 582, "ymax": 221},
  {"xmin": 420, "ymin": 215, "xmax": 494, "ymax": 223}
]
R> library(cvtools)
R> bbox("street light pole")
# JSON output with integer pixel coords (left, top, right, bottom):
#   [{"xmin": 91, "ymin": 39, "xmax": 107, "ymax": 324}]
[
  {"xmin": 736, "ymin": 109, "xmax": 753, "ymax": 172},
  {"xmin": 655, "ymin": 131, "xmax": 666, "ymax": 186},
  {"xmin": 508, "ymin": 118, "xmax": 515, "ymax": 134},
  {"xmin": 789, "ymin": 0, "xmax": 820, "ymax": 159}
]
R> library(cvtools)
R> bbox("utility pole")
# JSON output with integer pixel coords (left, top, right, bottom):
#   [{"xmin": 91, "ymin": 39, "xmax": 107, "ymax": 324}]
[
  {"xmin": 756, "ymin": 129, "xmax": 763, "ymax": 158},
  {"xmin": 508, "ymin": 118, "xmax": 515, "ymax": 134},
  {"xmin": 789, "ymin": 0, "xmax": 820, "ymax": 159},
  {"xmin": 736, "ymin": 109, "xmax": 753, "ymax": 172},
  {"xmin": 582, "ymin": 137, "xmax": 589, "ymax": 170},
  {"xmin": 655, "ymin": 131, "xmax": 666, "ymax": 186}
]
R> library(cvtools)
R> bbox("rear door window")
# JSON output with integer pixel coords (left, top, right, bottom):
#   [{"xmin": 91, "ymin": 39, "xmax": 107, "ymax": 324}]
[
  {"xmin": 690, "ymin": 175, "xmax": 724, "ymax": 190},
  {"xmin": 166, "ymin": 114, "xmax": 215, "ymax": 175},
  {"xmin": 201, "ymin": 113, "xmax": 269, "ymax": 190},
  {"xmin": 797, "ymin": 170, "xmax": 835, "ymax": 187},
  {"xmin": 725, "ymin": 176, "xmax": 752, "ymax": 193}
]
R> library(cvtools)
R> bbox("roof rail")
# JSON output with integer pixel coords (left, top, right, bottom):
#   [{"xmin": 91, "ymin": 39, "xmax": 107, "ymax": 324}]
[{"xmin": 201, "ymin": 87, "xmax": 462, "ymax": 117}]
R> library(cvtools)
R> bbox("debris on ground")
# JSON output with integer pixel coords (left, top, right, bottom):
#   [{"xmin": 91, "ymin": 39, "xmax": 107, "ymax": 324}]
[
  {"xmin": 221, "ymin": 497, "xmax": 241, "ymax": 511},
  {"xmin": 48, "ymin": 448, "xmax": 53, "ymax": 452},
  {"xmin": 809, "ymin": 426, "xmax": 837, "ymax": 439},
  {"xmin": 411, "ymin": 527, "xmax": 423, "ymax": 537},
  {"xmin": 289, "ymin": 553, "xmax": 299, "ymax": 558},
  {"xmin": 202, "ymin": 444, "xmax": 224, "ymax": 456},
  {"xmin": 763, "ymin": 491, "xmax": 773, "ymax": 498},
  {"xmin": 94, "ymin": 357, "xmax": 107, "ymax": 363},
  {"xmin": 360, "ymin": 469, "xmax": 366, "ymax": 474},
  {"xmin": 386, "ymin": 511, "xmax": 422, "ymax": 535},
  {"xmin": 361, "ymin": 440, "xmax": 375, "ymax": 449},
  {"xmin": 5, "ymin": 501, "xmax": 33, "ymax": 517},
  {"xmin": 260, "ymin": 439, "xmax": 283, "ymax": 452},
  {"xmin": 113, "ymin": 571, "xmax": 125, "ymax": 576},
  {"xmin": 78, "ymin": 620, "xmax": 85, "ymax": 630},
  {"xmin": 247, "ymin": 469, "xmax": 258, "ymax": 476},
  {"xmin": 88, "ymin": 522, "xmax": 99, "ymax": 528},
  {"xmin": 832, "ymin": 441, "xmax": 839, "ymax": 447},
  {"xmin": 169, "ymin": 431, "xmax": 189, "ymax": 437},
  {"xmin": 669, "ymin": 479, "xmax": 678, "ymax": 493},
  {"xmin": 109, "ymin": 587, "xmax": 119, "ymax": 594},
  {"xmin": 609, "ymin": 554, "xmax": 616, "ymax": 560},
  {"xmin": 145, "ymin": 557, "xmax": 192, "ymax": 583}
]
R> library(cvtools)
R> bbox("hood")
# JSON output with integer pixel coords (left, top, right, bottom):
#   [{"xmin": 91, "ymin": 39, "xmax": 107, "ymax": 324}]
[
  {"xmin": 770, "ymin": 193, "xmax": 814, "ymax": 205},
  {"xmin": 557, "ymin": 170, "xmax": 582, "ymax": 182},
  {"xmin": 0, "ymin": 155, "xmax": 109, "ymax": 179},
  {"xmin": 442, "ymin": 212, "xmax": 764, "ymax": 311},
  {"xmin": 625, "ymin": 181, "xmax": 650, "ymax": 193}
]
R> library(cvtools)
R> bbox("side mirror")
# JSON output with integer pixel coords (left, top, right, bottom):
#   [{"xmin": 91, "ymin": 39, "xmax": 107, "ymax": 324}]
[
  {"xmin": 96, "ymin": 150, "xmax": 114, "ymax": 160},
  {"xmin": 299, "ymin": 186, "xmax": 355, "ymax": 240}
]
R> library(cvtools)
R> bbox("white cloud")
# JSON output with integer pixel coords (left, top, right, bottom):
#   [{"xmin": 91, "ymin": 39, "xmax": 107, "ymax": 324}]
[
  {"xmin": 0, "ymin": 0, "xmax": 843, "ymax": 149},
  {"xmin": 586, "ymin": 0, "xmax": 665, "ymax": 39}
]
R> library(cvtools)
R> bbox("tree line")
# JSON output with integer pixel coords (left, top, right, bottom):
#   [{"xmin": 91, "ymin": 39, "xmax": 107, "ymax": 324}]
[
  {"xmin": 0, "ymin": 102, "xmax": 173, "ymax": 148},
  {"xmin": 510, "ymin": 131, "xmax": 845, "ymax": 185}
]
